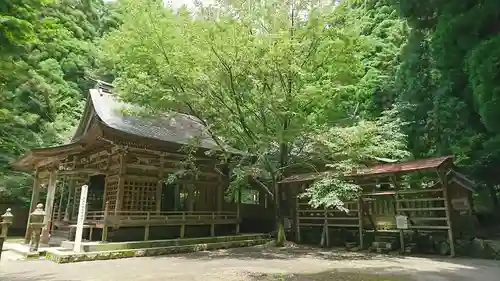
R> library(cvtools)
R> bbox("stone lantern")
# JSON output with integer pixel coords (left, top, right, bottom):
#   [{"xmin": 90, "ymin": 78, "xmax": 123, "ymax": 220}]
[
  {"xmin": 29, "ymin": 203, "xmax": 46, "ymax": 252},
  {"xmin": 1, "ymin": 208, "xmax": 13, "ymax": 237},
  {"xmin": 0, "ymin": 207, "xmax": 14, "ymax": 259}
]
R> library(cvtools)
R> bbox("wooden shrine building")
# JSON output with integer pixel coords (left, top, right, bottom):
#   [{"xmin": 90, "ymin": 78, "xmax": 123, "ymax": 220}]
[
  {"xmin": 279, "ymin": 156, "xmax": 478, "ymax": 257},
  {"xmin": 13, "ymin": 81, "xmax": 244, "ymax": 244}
]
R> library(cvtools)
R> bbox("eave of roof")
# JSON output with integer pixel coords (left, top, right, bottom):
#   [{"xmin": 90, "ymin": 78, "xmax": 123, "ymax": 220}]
[
  {"xmin": 11, "ymin": 142, "xmax": 84, "ymax": 171},
  {"xmin": 89, "ymin": 87, "xmax": 245, "ymax": 156},
  {"xmin": 279, "ymin": 156, "xmax": 455, "ymax": 184}
]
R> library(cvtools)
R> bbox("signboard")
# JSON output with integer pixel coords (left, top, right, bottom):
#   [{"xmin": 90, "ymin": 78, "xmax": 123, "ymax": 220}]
[
  {"xmin": 451, "ymin": 198, "xmax": 469, "ymax": 211},
  {"xmin": 74, "ymin": 184, "xmax": 88, "ymax": 253},
  {"xmin": 395, "ymin": 215, "xmax": 408, "ymax": 229}
]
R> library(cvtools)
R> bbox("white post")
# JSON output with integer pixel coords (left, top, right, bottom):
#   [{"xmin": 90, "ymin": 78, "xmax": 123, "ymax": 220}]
[{"xmin": 74, "ymin": 184, "xmax": 88, "ymax": 253}]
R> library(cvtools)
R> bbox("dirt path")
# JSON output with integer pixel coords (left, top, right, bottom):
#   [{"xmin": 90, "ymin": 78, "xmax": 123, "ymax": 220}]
[{"xmin": 1, "ymin": 245, "xmax": 499, "ymax": 281}]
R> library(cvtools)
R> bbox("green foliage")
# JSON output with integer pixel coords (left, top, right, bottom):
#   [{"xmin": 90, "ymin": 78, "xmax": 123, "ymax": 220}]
[
  {"xmin": 0, "ymin": 0, "xmax": 117, "ymax": 202},
  {"xmin": 303, "ymin": 108, "xmax": 409, "ymax": 210},
  {"xmin": 100, "ymin": 0, "xmax": 409, "ymax": 219},
  {"xmin": 392, "ymin": 0, "xmax": 500, "ymax": 208}
]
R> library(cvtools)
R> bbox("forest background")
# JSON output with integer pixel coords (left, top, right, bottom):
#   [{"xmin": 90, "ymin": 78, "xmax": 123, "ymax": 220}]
[{"xmin": 1, "ymin": 0, "xmax": 499, "ymax": 214}]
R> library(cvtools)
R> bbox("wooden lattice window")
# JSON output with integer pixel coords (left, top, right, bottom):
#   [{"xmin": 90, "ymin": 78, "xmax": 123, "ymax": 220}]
[
  {"xmin": 104, "ymin": 176, "xmax": 119, "ymax": 211},
  {"xmin": 122, "ymin": 180, "xmax": 157, "ymax": 211}
]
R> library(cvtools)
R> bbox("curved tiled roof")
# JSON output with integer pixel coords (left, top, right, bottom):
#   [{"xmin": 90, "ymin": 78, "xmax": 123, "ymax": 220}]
[
  {"xmin": 89, "ymin": 88, "xmax": 220, "ymax": 150},
  {"xmin": 81, "ymin": 82, "xmax": 242, "ymax": 154}
]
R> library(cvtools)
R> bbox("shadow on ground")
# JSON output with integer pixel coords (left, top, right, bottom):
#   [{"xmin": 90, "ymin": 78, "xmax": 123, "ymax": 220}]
[
  {"xmin": 0, "ymin": 273, "xmax": 70, "ymax": 281},
  {"xmin": 246, "ymin": 271, "xmax": 408, "ymax": 281},
  {"xmin": 158, "ymin": 244, "xmax": 500, "ymax": 281},
  {"xmin": 165, "ymin": 244, "xmax": 398, "ymax": 261}
]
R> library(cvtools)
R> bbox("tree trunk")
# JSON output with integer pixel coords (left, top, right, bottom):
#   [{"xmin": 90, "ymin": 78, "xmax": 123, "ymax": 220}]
[
  {"xmin": 273, "ymin": 179, "xmax": 286, "ymax": 247},
  {"xmin": 274, "ymin": 140, "xmax": 289, "ymax": 247}
]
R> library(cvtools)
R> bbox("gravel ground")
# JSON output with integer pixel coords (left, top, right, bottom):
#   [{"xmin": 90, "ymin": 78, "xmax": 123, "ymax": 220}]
[{"xmin": 1, "ymin": 245, "xmax": 499, "ymax": 281}]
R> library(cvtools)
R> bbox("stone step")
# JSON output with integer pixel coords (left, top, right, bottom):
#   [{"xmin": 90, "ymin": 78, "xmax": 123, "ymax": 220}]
[
  {"xmin": 372, "ymin": 241, "xmax": 396, "ymax": 250},
  {"xmin": 46, "ymin": 238, "xmax": 272, "ymax": 263},
  {"xmin": 374, "ymin": 234, "xmax": 398, "ymax": 243}
]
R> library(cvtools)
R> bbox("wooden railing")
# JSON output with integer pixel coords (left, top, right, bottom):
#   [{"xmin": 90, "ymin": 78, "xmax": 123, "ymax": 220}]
[{"xmin": 53, "ymin": 210, "xmax": 239, "ymax": 227}]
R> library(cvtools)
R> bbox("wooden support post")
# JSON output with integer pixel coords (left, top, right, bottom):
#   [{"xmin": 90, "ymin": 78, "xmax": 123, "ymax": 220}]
[
  {"xmin": 156, "ymin": 154, "xmax": 164, "ymax": 214},
  {"xmin": 101, "ymin": 201, "xmax": 109, "ymax": 242},
  {"xmin": 41, "ymin": 169, "xmax": 57, "ymax": 244},
  {"xmin": 180, "ymin": 212, "xmax": 186, "ymax": 238},
  {"xmin": 174, "ymin": 185, "xmax": 180, "ymax": 211},
  {"xmin": 295, "ymin": 193, "xmax": 301, "ymax": 243},
  {"xmin": 186, "ymin": 184, "xmax": 194, "ymax": 213},
  {"xmin": 357, "ymin": 195, "xmax": 364, "ymax": 249},
  {"xmin": 71, "ymin": 183, "xmax": 79, "ymax": 220},
  {"xmin": 55, "ymin": 177, "xmax": 66, "ymax": 223},
  {"xmin": 115, "ymin": 151, "xmax": 126, "ymax": 213},
  {"xmin": 439, "ymin": 168, "xmax": 456, "ymax": 257},
  {"xmin": 324, "ymin": 208, "xmax": 329, "ymax": 247},
  {"xmin": 25, "ymin": 169, "xmax": 41, "ymax": 244},
  {"xmin": 63, "ymin": 179, "xmax": 75, "ymax": 221},
  {"xmin": 210, "ymin": 213, "xmax": 215, "ymax": 237},
  {"xmin": 144, "ymin": 212, "xmax": 150, "ymax": 241},
  {"xmin": 217, "ymin": 181, "xmax": 223, "ymax": 214},
  {"xmin": 236, "ymin": 188, "xmax": 241, "ymax": 234},
  {"xmin": 394, "ymin": 190, "xmax": 405, "ymax": 253}
]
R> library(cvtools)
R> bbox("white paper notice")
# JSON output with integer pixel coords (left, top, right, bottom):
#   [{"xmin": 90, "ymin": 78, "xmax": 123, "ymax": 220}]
[{"xmin": 395, "ymin": 215, "xmax": 408, "ymax": 229}]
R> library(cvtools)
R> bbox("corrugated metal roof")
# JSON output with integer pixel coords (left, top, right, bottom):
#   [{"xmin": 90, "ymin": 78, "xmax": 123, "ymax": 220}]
[
  {"xmin": 279, "ymin": 156, "xmax": 455, "ymax": 184},
  {"xmin": 354, "ymin": 155, "xmax": 454, "ymax": 177}
]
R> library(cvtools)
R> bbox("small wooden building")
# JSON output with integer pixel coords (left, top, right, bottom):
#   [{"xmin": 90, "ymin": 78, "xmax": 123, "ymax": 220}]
[
  {"xmin": 13, "ymin": 81, "xmax": 245, "ymax": 244},
  {"xmin": 279, "ymin": 156, "xmax": 477, "ymax": 257}
]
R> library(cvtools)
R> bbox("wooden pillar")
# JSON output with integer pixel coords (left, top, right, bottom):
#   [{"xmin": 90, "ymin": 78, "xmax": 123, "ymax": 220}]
[
  {"xmin": 180, "ymin": 212, "xmax": 185, "ymax": 238},
  {"xmin": 24, "ymin": 169, "xmax": 41, "ymax": 244},
  {"xmin": 217, "ymin": 179, "xmax": 224, "ymax": 214},
  {"xmin": 41, "ymin": 168, "xmax": 58, "ymax": 244},
  {"xmin": 115, "ymin": 150, "xmax": 126, "ymax": 213},
  {"xmin": 236, "ymin": 187, "xmax": 241, "ymax": 234},
  {"xmin": 295, "ymin": 185, "xmax": 301, "ymax": 243},
  {"xmin": 210, "ymin": 212, "xmax": 215, "ymax": 237},
  {"xmin": 357, "ymin": 195, "xmax": 364, "ymax": 249},
  {"xmin": 439, "ymin": 168, "xmax": 456, "ymax": 257},
  {"xmin": 71, "ymin": 181, "xmax": 79, "ymax": 219},
  {"xmin": 174, "ymin": 185, "xmax": 180, "ymax": 211},
  {"xmin": 186, "ymin": 185, "xmax": 194, "ymax": 212},
  {"xmin": 394, "ymin": 190, "xmax": 404, "ymax": 252},
  {"xmin": 55, "ymin": 177, "xmax": 66, "ymax": 223},
  {"xmin": 63, "ymin": 179, "xmax": 75, "ymax": 221},
  {"xmin": 323, "ymin": 207, "xmax": 329, "ymax": 247},
  {"xmin": 467, "ymin": 191, "xmax": 474, "ymax": 216},
  {"xmin": 156, "ymin": 154, "xmax": 164, "ymax": 214},
  {"xmin": 101, "ymin": 201, "xmax": 109, "ymax": 242},
  {"xmin": 144, "ymin": 212, "xmax": 150, "ymax": 240}
]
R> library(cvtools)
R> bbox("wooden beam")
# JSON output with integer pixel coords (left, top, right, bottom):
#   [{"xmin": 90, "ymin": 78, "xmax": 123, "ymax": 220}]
[
  {"xmin": 58, "ymin": 168, "xmax": 107, "ymax": 176},
  {"xmin": 126, "ymin": 163, "xmax": 219, "ymax": 179}
]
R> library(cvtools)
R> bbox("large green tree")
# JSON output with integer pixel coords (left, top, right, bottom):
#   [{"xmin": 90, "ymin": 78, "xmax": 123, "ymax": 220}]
[
  {"xmin": 101, "ymin": 0, "xmax": 408, "ymax": 244},
  {"xmin": 392, "ymin": 0, "xmax": 500, "ymax": 210}
]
